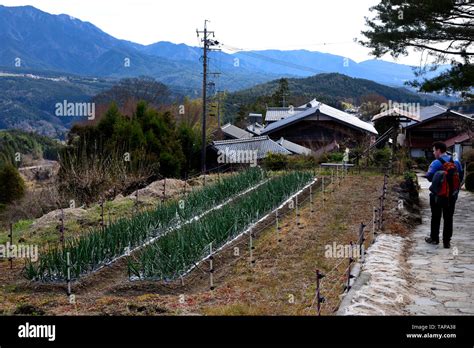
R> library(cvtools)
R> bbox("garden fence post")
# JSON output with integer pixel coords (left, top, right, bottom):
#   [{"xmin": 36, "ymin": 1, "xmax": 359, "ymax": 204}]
[
  {"xmin": 8, "ymin": 223, "xmax": 13, "ymax": 269},
  {"xmin": 331, "ymin": 167, "xmax": 334, "ymax": 188},
  {"xmin": 358, "ymin": 223, "xmax": 366, "ymax": 261},
  {"xmin": 60, "ymin": 208, "xmax": 65, "ymax": 249},
  {"xmin": 372, "ymin": 207, "xmax": 377, "ymax": 242},
  {"xmin": 322, "ymin": 176, "xmax": 325, "ymax": 209},
  {"xmin": 249, "ymin": 231, "xmax": 255, "ymax": 266},
  {"xmin": 276, "ymin": 210, "xmax": 281, "ymax": 243},
  {"xmin": 380, "ymin": 196, "xmax": 383, "ymax": 230},
  {"xmin": 316, "ymin": 269, "xmax": 325, "ymax": 316},
  {"xmin": 209, "ymin": 242, "xmax": 214, "ymax": 291},
  {"xmin": 66, "ymin": 251, "xmax": 72, "ymax": 296},
  {"xmin": 346, "ymin": 242, "xmax": 354, "ymax": 292},
  {"xmin": 296, "ymin": 194, "xmax": 300, "ymax": 226}
]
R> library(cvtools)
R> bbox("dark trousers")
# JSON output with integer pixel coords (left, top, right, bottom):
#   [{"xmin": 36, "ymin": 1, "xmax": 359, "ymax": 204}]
[{"xmin": 430, "ymin": 194, "xmax": 457, "ymax": 243}]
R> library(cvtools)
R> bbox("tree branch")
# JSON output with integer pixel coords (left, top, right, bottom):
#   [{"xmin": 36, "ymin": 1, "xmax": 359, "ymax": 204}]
[{"xmin": 409, "ymin": 43, "xmax": 473, "ymax": 55}]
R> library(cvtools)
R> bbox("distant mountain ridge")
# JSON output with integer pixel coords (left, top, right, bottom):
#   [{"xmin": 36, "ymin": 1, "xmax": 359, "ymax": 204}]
[
  {"xmin": 0, "ymin": 5, "xmax": 450, "ymax": 90},
  {"xmin": 0, "ymin": 5, "xmax": 457, "ymax": 137},
  {"xmin": 223, "ymin": 73, "xmax": 447, "ymax": 124},
  {"xmin": 0, "ymin": 5, "xmax": 278, "ymax": 92}
]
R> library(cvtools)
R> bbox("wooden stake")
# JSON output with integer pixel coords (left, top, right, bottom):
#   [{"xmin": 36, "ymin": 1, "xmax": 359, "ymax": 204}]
[
  {"xmin": 322, "ymin": 176, "xmax": 325, "ymax": 209},
  {"xmin": 249, "ymin": 232, "xmax": 255, "ymax": 266},
  {"xmin": 8, "ymin": 223, "xmax": 13, "ymax": 269},
  {"xmin": 66, "ymin": 252, "xmax": 71, "ymax": 296},
  {"xmin": 296, "ymin": 195, "xmax": 300, "ymax": 226},
  {"xmin": 209, "ymin": 242, "xmax": 214, "ymax": 290},
  {"xmin": 316, "ymin": 270, "xmax": 325, "ymax": 316},
  {"xmin": 276, "ymin": 210, "xmax": 281, "ymax": 243},
  {"xmin": 346, "ymin": 242, "xmax": 353, "ymax": 292},
  {"xmin": 60, "ymin": 208, "xmax": 65, "ymax": 249}
]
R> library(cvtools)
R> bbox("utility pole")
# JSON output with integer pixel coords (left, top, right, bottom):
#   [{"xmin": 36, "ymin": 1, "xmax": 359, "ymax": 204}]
[
  {"xmin": 216, "ymin": 90, "xmax": 224, "ymax": 128},
  {"xmin": 197, "ymin": 20, "xmax": 220, "ymax": 173},
  {"xmin": 217, "ymin": 95, "xmax": 220, "ymax": 128}
]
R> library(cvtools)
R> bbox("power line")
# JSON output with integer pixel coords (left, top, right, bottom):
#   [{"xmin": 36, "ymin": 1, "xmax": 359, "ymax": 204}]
[
  {"xmin": 221, "ymin": 44, "xmax": 323, "ymax": 75},
  {"xmin": 220, "ymin": 38, "xmax": 364, "ymax": 77}
]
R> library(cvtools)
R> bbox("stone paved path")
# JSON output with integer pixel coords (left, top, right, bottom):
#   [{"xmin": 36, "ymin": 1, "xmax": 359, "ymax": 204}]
[
  {"xmin": 404, "ymin": 175, "xmax": 474, "ymax": 315},
  {"xmin": 338, "ymin": 175, "xmax": 474, "ymax": 316}
]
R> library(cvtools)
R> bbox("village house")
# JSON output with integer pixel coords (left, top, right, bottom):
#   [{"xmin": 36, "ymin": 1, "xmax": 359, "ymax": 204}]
[
  {"xmin": 207, "ymin": 136, "xmax": 292, "ymax": 169},
  {"xmin": 212, "ymin": 99, "xmax": 378, "ymax": 165},
  {"xmin": 372, "ymin": 104, "xmax": 473, "ymax": 159},
  {"xmin": 254, "ymin": 99, "xmax": 378, "ymax": 150}
]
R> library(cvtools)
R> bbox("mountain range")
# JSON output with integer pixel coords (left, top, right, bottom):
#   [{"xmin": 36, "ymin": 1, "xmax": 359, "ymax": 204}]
[
  {"xmin": 0, "ymin": 5, "xmax": 450, "ymax": 91},
  {"xmin": 0, "ymin": 5, "xmax": 456, "ymax": 137}
]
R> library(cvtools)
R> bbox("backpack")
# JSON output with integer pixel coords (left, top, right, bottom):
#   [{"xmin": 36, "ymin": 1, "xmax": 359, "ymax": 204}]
[{"xmin": 433, "ymin": 157, "xmax": 460, "ymax": 200}]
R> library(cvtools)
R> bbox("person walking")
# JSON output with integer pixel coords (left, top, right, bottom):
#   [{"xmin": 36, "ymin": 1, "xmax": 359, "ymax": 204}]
[{"xmin": 425, "ymin": 142, "xmax": 464, "ymax": 249}]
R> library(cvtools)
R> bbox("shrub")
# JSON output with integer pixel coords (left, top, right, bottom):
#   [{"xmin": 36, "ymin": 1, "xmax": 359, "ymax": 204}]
[
  {"xmin": 372, "ymin": 147, "xmax": 392, "ymax": 167},
  {"xmin": 263, "ymin": 153, "xmax": 288, "ymax": 171},
  {"xmin": 465, "ymin": 173, "xmax": 474, "ymax": 192},
  {"xmin": 413, "ymin": 157, "xmax": 430, "ymax": 171},
  {"xmin": 403, "ymin": 171, "xmax": 416, "ymax": 182},
  {"xmin": 0, "ymin": 164, "xmax": 26, "ymax": 205},
  {"xmin": 400, "ymin": 158, "xmax": 414, "ymax": 172},
  {"xmin": 318, "ymin": 153, "xmax": 329, "ymax": 163},
  {"xmin": 287, "ymin": 155, "xmax": 316, "ymax": 170},
  {"xmin": 328, "ymin": 152, "xmax": 344, "ymax": 162}
]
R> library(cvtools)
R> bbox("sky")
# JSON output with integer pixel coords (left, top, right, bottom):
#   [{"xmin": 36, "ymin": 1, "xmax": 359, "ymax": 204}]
[{"xmin": 1, "ymin": 0, "xmax": 428, "ymax": 65}]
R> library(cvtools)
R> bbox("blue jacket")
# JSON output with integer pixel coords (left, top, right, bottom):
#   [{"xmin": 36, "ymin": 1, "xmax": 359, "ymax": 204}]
[{"xmin": 426, "ymin": 154, "xmax": 464, "ymax": 183}]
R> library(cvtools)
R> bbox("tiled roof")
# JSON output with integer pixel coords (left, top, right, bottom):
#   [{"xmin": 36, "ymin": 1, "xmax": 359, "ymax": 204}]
[
  {"xmin": 261, "ymin": 100, "xmax": 378, "ymax": 135},
  {"xmin": 404, "ymin": 104, "xmax": 473, "ymax": 129},
  {"xmin": 276, "ymin": 137, "xmax": 313, "ymax": 155},
  {"xmin": 212, "ymin": 136, "xmax": 291, "ymax": 160},
  {"xmin": 246, "ymin": 122, "xmax": 265, "ymax": 135},
  {"xmin": 445, "ymin": 132, "xmax": 471, "ymax": 147},
  {"xmin": 265, "ymin": 107, "xmax": 308, "ymax": 122},
  {"xmin": 372, "ymin": 107, "xmax": 420, "ymax": 122},
  {"xmin": 221, "ymin": 123, "xmax": 253, "ymax": 139}
]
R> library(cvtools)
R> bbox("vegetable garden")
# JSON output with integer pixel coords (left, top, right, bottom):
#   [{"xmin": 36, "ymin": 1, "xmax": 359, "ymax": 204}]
[
  {"xmin": 24, "ymin": 168, "xmax": 266, "ymax": 280},
  {"xmin": 128, "ymin": 170, "xmax": 314, "ymax": 280},
  {"xmin": 24, "ymin": 168, "xmax": 314, "ymax": 282}
]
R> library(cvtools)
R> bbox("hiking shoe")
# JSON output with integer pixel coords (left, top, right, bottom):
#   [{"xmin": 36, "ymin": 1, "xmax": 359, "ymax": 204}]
[
  {"xmin": 425, "ymin": 237, "xmax": 439, "ymax": 245},
  {"xmin": 443, "ymin": 242, "xmax": 451, "ymax": 249}
]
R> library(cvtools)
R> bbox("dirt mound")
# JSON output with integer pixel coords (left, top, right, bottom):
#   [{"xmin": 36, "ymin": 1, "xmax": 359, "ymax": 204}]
[
  {"xmin": 128, "ymin": 178, "xmax": 196, "ymax": 201},
  {"xmin": 31, "ymin": 207, "xmax": 88, "ymax": 230}
]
